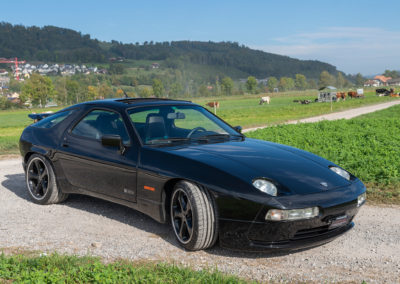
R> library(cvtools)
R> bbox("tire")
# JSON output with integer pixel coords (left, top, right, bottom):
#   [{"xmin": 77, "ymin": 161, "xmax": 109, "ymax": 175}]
[
  {"xmin": 170, "ymin": 180, "xmax": 218, "ymax": 251},
  {"xmin": 25, "ymin": 154, "xmax": 69, "ymax": 205}
]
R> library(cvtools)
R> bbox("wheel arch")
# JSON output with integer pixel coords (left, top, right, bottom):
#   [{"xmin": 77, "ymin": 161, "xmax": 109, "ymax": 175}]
[{"xmin": 162, "ymin": 178, "xmax": 219, "ymax": 223}]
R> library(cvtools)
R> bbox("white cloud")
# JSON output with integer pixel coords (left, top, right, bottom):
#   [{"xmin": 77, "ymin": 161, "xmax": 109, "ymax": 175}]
[{"xmin": 253, "ymin": 27, "xmax": 400, "ymax": 74}]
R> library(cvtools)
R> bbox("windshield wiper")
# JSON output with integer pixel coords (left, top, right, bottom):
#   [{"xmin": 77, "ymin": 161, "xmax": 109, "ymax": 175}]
[
  {"xmin": 192, "ymin": 133, "xmax": 244, "ymax": 141},
  {"xmin": 146, "ymin": 137, "xmax": 190, "ymax": 145}
]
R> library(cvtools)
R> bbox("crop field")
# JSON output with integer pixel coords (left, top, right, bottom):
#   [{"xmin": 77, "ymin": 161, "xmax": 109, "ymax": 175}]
[
  {"xmin": 0, "ymin": 89, "xmax": 399, "ymax": 155},
  {"xmin": 246, "ymin": 104, "xmax": 400, "ymax": 204}
]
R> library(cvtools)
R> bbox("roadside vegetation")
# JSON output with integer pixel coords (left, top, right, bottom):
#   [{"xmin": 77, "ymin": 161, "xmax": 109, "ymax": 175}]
[
  {"xmin": 0, "ymin": 253, "xmax": 248, "ymax": 283},
  {"xmin": 247, "ymin": 105, "xmax": 400, "ymax": 204}
]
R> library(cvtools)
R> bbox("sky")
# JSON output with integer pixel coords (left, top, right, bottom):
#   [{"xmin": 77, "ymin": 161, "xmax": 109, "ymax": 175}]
[{"xmin": 2, "ymin": 0, "xmax": 400, "ymax": 75}]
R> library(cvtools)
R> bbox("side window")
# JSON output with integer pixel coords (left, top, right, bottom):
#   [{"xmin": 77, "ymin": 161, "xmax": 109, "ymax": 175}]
[
  {"xmin": 71, "ymin": 109, "xmax": 130, "ymax": 144},
  {"xmin": 33, "ymin": 110, "xmax": 74, "ymax": 129}
]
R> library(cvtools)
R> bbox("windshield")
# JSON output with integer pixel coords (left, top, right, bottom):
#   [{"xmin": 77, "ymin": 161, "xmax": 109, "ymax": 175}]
[{"xmin": 128, "ymin": 105, "xmax": 241, "ymax": 145}]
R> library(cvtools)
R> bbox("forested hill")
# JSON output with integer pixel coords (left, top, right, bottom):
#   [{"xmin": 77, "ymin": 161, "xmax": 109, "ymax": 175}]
[{"xmin": 0, "ymin": 22, "xmax": 338, "ymax": 79}]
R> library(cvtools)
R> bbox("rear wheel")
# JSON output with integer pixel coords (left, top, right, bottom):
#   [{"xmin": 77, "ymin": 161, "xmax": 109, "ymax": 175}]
[
  {"xmin": 26, "ymin": 154, "xmax": 68, "ymax": 205},
  {"xmin": 170, "ymin": 181, "xmax": 218, "ymax": 250}
]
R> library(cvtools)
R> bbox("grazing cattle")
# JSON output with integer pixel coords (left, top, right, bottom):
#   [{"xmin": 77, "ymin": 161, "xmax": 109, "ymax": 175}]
[
  {"xmin": 347, "ymin": 91, "xmax": 357, "ymax": 98},
  {"xmin": 376, "ymin": 88, "xmax": 390, "ymax": 96},
  {"xmin": 336, "ymin": 92, "xmax": 347, "ymax": 101},
  {"xmin": 293, "ymin": 99, "xmax": 311, "ymax": 104},
  {"xmin": 259, "ymin": 96, "xmax": 271, "ymax": 105},
  {"xmin": 206, "ymin": 101, "xmax": 220, "ymax": 108}
]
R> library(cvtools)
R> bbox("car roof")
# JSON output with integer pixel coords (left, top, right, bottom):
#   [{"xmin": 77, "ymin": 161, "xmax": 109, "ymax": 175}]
[{"xmin": 74, "ymin": 98, "xmax": 195, "ymax": 110}]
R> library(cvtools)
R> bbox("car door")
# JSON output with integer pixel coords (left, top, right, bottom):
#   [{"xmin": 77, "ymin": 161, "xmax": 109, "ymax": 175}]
[{"xmin": 56, "ymin": 108, "xmax": 138, "ymax": 202}]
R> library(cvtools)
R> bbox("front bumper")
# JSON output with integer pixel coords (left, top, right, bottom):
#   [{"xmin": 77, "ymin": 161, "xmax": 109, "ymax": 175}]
[{"xmin": 218, "ymin": 198, "xmax": 361, "ymax": 252}]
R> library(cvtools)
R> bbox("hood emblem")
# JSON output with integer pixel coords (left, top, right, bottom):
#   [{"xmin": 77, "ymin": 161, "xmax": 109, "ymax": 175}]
[{"xmin": 320, "ymin": 182, "xmax": 328, "ymax": 188}]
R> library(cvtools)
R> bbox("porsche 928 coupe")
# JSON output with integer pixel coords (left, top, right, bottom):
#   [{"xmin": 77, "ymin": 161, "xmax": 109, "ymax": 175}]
[{"xmin": 20, "ymin": 98, "xmax": 366, "ymax": 251}]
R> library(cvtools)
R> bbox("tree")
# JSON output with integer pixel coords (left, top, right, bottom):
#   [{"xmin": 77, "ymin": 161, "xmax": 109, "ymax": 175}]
[
  {"xmin": 246, "ymin": 76, "xmax": 257, "ymax": 93},
  {"xmin": 65, "ymin": 79, "xmax": 80, "ymax": 104},
  {"xmin": 267, "ymin": 77, "xmax": 278, "ymax": 92},
  {"xmin": 220, "ymin": 76, "xmax": 234, "ymax": 95},
  {"xmin": 108, "ymin": 63, "xmax": 125, "ymax": 75},
  {"xmin": 198, "ymin": 85, "xmax": 209, "ymax": 97},
  {"xmin": 307, "ymin": 79, "xmax": 317, "ymax": 90},
  {"xmin": 278, "ymin": 77, "xmax": 295, "ymax": 91},
  {"xmin": 336, "ymin": 72, "xmax": 346, "ymax": 88},
  {"xmin": 355, "ymin": 73, "xmax": 365, "ymax": 87},
  {"xmin": 295, "ymin": 74, "xmax": 307, "ymax": 90},
  {"xmin": 139, "ymin": 87, "xmax": 153, "ymax": 97},
  {"xmin": 383, "ymin": 70, "xmax": 399, "ymax": 79},
  {"xmin": 21, "ymin": 73, "xmax": 55, "ymax": 107},
  {"xmin": 152, "ymin": 79, "xmax": 164, "ymax": 97},
  {"xmin": 87, "ymin": 85, "xmax": 98, "ymax": 101},
  {"xmin": 98, "ymin": 83, "xmax": 113, "ymax": 99},
  {"xmin": 319, "ymin": 71, "xmax": 336, "ymax": 88},
  {"xmin": 54, "ymin": 77, "xmax": 67, "ymax": 105},
  {"xmin": 169, "ymin": 82, "xmax": 183, "ymax": 97}
]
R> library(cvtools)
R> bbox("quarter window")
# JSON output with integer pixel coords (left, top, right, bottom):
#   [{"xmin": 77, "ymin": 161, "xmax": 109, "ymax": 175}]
[
  {"xmin": 33, "ymin": 110, "xmax": 74, "ymax": 129},
  {"xmin": 72, "ymin": 109, "xmax": 130, "ymax": 144}
]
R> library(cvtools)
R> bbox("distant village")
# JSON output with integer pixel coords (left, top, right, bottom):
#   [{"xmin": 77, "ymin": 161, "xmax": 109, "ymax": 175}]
[
  {"xmin": 1, "ymin": 63, "xmax": 106, "ymax": 79},
  {"xmin": 0, "ymin": 62, "xmax": 106, "ymax": 105}
]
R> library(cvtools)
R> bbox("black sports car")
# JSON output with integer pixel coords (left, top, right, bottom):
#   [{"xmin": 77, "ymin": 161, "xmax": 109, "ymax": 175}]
[{"xmin": 20, "ymin": 98, "xmax": 366, "ymax": 251}]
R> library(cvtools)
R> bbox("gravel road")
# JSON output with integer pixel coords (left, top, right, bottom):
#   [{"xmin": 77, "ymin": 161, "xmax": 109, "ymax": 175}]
[
  {"xmin": 243, "ymin": 100, "xmax": 400, "ymax": 133},
  {"xmin": 1, "ymin": 159, "xmax": 399, "ymax": 283}
]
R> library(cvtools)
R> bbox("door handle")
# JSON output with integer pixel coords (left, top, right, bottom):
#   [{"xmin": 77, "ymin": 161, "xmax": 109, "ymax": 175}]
[{"xmin": 62, "ymin": 143, "xmax": 69, "ymax": 148}]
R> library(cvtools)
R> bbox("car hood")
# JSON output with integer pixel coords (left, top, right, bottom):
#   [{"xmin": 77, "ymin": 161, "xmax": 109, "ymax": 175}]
[{"xmin": 162, "ymin": 138, "xmax": 351, "ymax": 195}]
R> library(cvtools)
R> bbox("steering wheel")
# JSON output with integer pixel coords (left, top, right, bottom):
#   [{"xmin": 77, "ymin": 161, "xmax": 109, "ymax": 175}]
[{"xmin": 186, "ymin": 127, "xmax": 206, "ymax": 138}]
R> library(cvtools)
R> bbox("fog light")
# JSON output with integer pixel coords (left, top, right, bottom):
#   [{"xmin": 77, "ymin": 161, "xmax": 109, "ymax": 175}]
[
  {"xmin": 265, "ymin": 207, "xmax": 319, "ymax": 221},
  {"xmin": 357, "ymin": 192, "xmax": 366, "ymax": 207}
]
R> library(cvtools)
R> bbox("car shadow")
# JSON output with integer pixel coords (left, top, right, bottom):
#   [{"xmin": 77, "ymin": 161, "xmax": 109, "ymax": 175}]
[{"xmin": 2, "ymin": 173, "xmax": 308, "ymax": 259}]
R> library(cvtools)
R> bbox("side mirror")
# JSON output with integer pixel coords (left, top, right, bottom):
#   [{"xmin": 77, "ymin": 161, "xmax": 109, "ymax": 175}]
[
  {"xmin": 233, "ymin": 126, "xmax": 242, "ymax": 133},
  {"xmin": 101, "ymin": 135, "xmax": 126, "ymax": 154}
]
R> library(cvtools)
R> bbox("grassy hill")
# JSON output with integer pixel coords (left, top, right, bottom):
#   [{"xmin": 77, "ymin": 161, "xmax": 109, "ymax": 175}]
[{"xmin": 0, "ymin": 22, "xmax": 339, "ymax": 80}]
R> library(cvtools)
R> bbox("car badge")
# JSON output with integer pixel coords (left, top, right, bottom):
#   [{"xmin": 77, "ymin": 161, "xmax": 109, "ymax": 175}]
[{"xmin": 320, "ymin": 182, "xmax": 328, "ymax": 188}]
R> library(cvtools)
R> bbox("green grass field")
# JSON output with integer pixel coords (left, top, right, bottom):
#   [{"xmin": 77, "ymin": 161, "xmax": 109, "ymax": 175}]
[
  {"xmin": 246, "ymin": 104, "xmax": 400, "ymax": 204},
  {"xmin": 196, "ymin": 90, "xmax": 398, "ymax": 127},
  {"xmin": 0, "ymin": 106, "xmax": 61, "ymax": 155},
  {"xmin": 0, "ymin": 89, "xmax": 399, "ymax": 155},
  {"xmin": 0, "ymin": 253, "xmax": 249, "ymax": 283}
]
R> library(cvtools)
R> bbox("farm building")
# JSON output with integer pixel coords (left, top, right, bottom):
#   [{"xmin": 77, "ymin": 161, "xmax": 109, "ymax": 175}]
[
  {"xmin": 364, "ymin": 79, "xmax": 379, "ymax": 87},
  {"xmin": 373, "ymin": 75, "xmax": 392, "ymax": 86},
  {"xmin": 387, "ymin": 78, "xmax": 400, "ymax": 86}
]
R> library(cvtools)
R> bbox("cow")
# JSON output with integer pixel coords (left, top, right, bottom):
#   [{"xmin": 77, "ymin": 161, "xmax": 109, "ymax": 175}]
[
  {"xmin": 259, "ymin": 96, "xmax": 271, "ymax": 105},
  {"xmin": 336, "ymin": 92, "xmax": 347, "ymax": 101},
  {"xmin": 347, "ymin": 91, "xmax": 357, "ymax": 98},
  {"xmin": 206, "ymin": 101, "xmax": 220, "ymax": 108},
  {"xmin": 293, "ymin": 99, "xmax": 311, "ymax": 104}
]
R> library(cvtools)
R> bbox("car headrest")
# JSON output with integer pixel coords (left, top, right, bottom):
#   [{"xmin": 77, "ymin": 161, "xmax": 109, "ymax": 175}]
[{"xmin": 145, "ymin": 113, "xmax": 167, "ymax": 141}]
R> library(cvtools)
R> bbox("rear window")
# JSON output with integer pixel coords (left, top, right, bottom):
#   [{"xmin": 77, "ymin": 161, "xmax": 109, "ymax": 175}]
[{"xmin": 33, "ymin": 110, "xmax": 74, "ymax": 129}]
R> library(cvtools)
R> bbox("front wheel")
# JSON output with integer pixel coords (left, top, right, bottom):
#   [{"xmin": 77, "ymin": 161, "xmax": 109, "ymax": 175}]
[
  {"xmin": 170, "ymin": 181, "xmax": 218, "ymax": 250},
  {"xmin": 25, "ymin": 154, "xmax": 69, "ymax": 205}
]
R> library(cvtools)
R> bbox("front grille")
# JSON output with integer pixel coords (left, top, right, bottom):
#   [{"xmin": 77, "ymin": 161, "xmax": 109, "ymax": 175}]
[{"xmin": 292, "ymin": 225, "xmax": 336, "ymax": 240}]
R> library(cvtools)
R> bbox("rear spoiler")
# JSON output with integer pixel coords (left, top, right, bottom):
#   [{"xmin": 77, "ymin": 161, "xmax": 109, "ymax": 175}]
[{"xmin": 28, "ymin": 112, "xmax": 54, "ymax": 121}]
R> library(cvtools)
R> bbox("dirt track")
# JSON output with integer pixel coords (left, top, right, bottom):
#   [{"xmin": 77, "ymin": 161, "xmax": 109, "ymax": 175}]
[
  {"xmin": 1, "ymin": 159, "xmax": 399, "ymax": 283},
  {"xmin": 243, "ymin": 99, "xmax": 400, "ymax": 133}
]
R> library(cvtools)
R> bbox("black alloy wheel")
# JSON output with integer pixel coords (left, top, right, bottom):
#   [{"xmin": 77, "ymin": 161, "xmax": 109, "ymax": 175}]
[
  {"xmin": 171, "ymin": 188, "xmax": 193, "ymax": 244},
  {"xmin": 27, "ymin": 157, "xmax": 49, "ymax": 200},
  {"xmin": 170, "ymin": 181, "xmax": 218, "ymax": 251},
  {"xmin": 25, "ymin": 154, "xmax": 69, "ymax": 205}
]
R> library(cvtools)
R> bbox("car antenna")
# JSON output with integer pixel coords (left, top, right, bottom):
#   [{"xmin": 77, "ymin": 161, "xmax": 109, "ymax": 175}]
[{"xmin": 123, "ymin": 90, "xmax": 129, "ymax": 98}]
